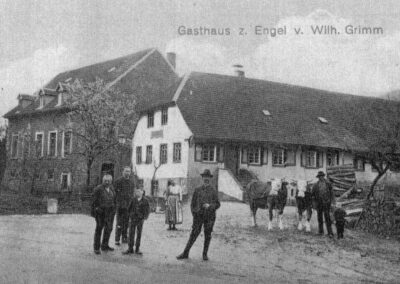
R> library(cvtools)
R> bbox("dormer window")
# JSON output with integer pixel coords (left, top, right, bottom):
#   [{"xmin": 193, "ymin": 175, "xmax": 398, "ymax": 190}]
[
  {"xmin": 318, "ymin": 117, "xmax": 328, "ymax": 124},
  {"xmin": 262, "ymin": 110, "xmax": 271, "ymax": 116}
]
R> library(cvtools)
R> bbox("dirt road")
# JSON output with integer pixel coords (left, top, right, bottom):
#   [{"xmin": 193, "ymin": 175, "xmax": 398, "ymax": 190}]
[{"xmin": 0, "ymin": 202, "xmax": 399, "ymax": 283}]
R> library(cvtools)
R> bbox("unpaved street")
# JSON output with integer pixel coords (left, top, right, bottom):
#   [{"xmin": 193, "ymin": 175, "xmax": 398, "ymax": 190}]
[{"xmin": 0, "ymin": 202, "xmax": 399, "ymax": 283}]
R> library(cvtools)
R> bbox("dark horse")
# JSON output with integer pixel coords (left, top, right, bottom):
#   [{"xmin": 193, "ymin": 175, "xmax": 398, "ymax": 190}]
[{"xmin": 245, "ymin": 179, "xmax": 288, "ymax": 229}]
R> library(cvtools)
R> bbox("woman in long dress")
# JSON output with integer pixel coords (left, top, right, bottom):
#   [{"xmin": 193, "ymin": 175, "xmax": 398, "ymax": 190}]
[{"xmin": 165, "ymin": 180, "xmax": 183, "ymax": 230}]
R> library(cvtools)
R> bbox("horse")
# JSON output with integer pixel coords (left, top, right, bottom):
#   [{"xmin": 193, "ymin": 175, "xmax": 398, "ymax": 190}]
[
  {"xmin": 290, "ymin": 180, "xmax": 315, "ymax": 232},
  {"xmin": 245, "ymin": 179, "xmax": 288, "ymax": 230}
]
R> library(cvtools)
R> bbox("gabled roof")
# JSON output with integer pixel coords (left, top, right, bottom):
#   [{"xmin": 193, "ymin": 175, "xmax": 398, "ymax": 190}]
[
  {"xmin": 169, "ymin": 72, "xmax": 398, "ymax": 152},
  {"xmin": 4, "ymin": 48, "xmax": 177, "ymax": 118},
  {"xmin": 44, "ymin": 48, "xmax": 155, "ymax": 89}
]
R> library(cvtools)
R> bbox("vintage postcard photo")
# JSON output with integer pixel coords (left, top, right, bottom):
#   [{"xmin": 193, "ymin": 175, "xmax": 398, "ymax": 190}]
[{"xmin": 0, "ymin": 1, "xmax": 399, "ymax": 283}]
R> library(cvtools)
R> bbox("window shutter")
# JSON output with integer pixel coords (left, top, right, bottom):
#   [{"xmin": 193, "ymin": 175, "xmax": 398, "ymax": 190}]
[
  {"xmin": 301, "ymin": 151, "xmax": 305, "ymax": 167},
  {"xmin": 241, "ymin": 147, "xmax": 248, "ymax": 164},
  {"xmin": 217, "ymin": 145, "xmax": 224, "ymax": 162},
  {"xmin": 262, "ymin": 147, "xmax": 268, "ymax": 164},
  {"xmin": 317, "ymin": 151, "xmax": 323, "ymax": 168},
  {"xmin": 195, "ymin": 144, "xmax": 202, "ymax": 161}
]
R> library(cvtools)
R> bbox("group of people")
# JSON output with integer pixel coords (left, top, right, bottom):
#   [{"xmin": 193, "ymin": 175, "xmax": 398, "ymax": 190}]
[
  {"xmin": 91, "ymin": 167, "xmax": 221, "ymax": 261},
  {"xmin": 91, "ymin": 167, "xmax": 150, "ymax": 255}
]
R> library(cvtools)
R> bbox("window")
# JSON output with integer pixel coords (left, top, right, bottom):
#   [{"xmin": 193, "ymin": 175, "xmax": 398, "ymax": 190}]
[
  {"xmin": 241, "ymin": 146, "xmax": 267, "ymax": 165},
  {"xmin": 273, "ymin": 148, "xmax": 296, "ymax": 166},
  {"xmin": 48, "ymin": 131, "xmax": 57, "ymax": 157},
  {"xmin": 136, "ymin": 146, "xmax": 142, "ymax": 164},
  {"xmin": 35, "ymin": 132, "xmax": 44, "ymax": 157},
  {"xmin": 38, "ymin": 96, "xmax": 44, "ymax": 109},
  {"xmin": 11, "ymin": 134, "xmax": 19, "ymax": 158},
  {"xmin": 47, "ymin": 169, "xmax": 55, "ymax": 181},
  {"xmin": 160, "ymin": 144, "xmax": 168, "ymax": 164},
  {"xmin": 247, "ymin": 146, "xmax": 260, "ymax": 164},
  {"xmin": 62, "ymin": 131, "xmax": 72, "ymax": 157},
  {"xmin": 301, "ymin": 149, "xmax": 323, "ymax": 168},
  {"xmin": 202, "ymin": 145, "xmax": 216, "ymax": 162},
  {"xmin": 61, "ymin": 173, "xmax": 71, "ymax": 190},
  {"xmin": 146, "ymin": 145, "xmax": 153, "ymax": 164},
  {"xmin": 161, "ymin": 108, "xmax": 168, "ymax": 125},
  {"xmin": 147, "ymin": 112, "xmax": 154, "ymax": 128},
  {"xmin": 327, "ymin": 150, "xmax": 340, "ymax": 167},
  {"xmin": 173, "ymin": 143, "xmax": 181, "ymax": 163},
  {"xmin": 353, "ymin": 158, "xmax": 365, "ymax": 171}
]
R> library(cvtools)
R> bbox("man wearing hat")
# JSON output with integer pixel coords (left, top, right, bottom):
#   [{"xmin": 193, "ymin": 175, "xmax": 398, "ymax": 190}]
[
  {"xmin": 177, "ymin": 169, "xmax": 220, "ymax": 261},
  {"xmin": 312, "ymin": 171, "xmax": 335, "ymax": 237}
]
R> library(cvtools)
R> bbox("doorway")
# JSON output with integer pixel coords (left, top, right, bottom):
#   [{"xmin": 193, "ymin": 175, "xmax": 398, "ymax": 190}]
[
  {"xmin": 224, "ymin": 144, "xmax": 240, "ymax": 176},
  {"xmin": 100, "ymin": 163, "xmax": 114, "ymax": 182}
]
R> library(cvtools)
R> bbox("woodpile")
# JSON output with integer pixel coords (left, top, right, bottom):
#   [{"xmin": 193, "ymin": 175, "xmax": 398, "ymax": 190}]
[
  {"xmin": 356, "ymin": 197, "xmax": 400, "ymax": 236},
  {"xmin": 327, "ymin": 164, "xmax": 356, "ymax": 194}
]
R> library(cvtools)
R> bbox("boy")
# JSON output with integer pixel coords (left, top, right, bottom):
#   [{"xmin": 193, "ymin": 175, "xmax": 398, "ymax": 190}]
[
  {"xmin": 123, "ymin": 188, "xmax": 150, "ymax": 255},
  {"xmin": 334, "ymin": 204, "xmax": 347, "ymax": 239}
]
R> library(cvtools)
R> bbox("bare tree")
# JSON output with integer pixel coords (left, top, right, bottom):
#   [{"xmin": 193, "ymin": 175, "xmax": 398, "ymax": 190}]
[
  {"xmin": 348, "ymin": 99, "xmax": 400, "ymax": 198},
  {"xmin": 59, "ymin": 78, "xmax": 138, "ymax": 190}
]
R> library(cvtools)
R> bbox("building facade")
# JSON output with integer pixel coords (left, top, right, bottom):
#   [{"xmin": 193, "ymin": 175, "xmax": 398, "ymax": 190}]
[
  {"xmin": 132, "ymin": 72, "xmax": 400, "ymax": 199},
  {"xmin": 2, "ymin": 48, "xmax": 178, "ymax": 196}
]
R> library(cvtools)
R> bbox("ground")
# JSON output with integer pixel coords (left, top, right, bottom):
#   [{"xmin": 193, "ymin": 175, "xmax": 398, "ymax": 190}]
[{"xmin": 0, "ymin": 202, "xmax": 399, "ymax": 284}]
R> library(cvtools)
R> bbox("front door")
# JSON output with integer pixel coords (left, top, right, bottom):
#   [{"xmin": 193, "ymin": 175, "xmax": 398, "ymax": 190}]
[
  {"xmin": 100, "ymin": 163, "xmax": 114, "ymax": 181},
  {"xmin": 225, "ymin": 144, "xmax": 240, "ymax": 176}
]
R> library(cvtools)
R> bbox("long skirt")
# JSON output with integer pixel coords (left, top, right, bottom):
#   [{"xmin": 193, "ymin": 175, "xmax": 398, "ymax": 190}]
[{"xmin": 165, "ymin": 195, "xmax": 183, "ymax": 225}]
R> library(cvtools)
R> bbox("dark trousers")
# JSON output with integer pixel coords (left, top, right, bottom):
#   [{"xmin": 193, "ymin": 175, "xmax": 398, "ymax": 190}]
[
  {"xmin": 115, "ymin": 207, "xmax": 129, "ymax": 242},
  {"xmin": 316, "ymin": 203, "xmax": 333, "ymax": 235},
  {"xmin": 93, "ymin": 207, "xmax": 115, "ymax": 250},
  {"xmin": 128, "ymin": 219, "xmax": 144, "ymax": 251},
  {"xmin": 183, "ymin": 213, "xmax": 215, "ymax": 256},
  {"xmin": 336, "ymin": 221, "xmax": 345, "ymax": 239}
]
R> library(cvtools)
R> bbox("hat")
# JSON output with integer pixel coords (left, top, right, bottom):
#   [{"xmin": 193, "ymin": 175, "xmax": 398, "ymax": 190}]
[
  {"xmin": 200, "ymin": 169, "xmax": 213, "ymax": 178},
  {"xmin": 316, "ymin": 171, "xmax": 325, "ymax": 178}
]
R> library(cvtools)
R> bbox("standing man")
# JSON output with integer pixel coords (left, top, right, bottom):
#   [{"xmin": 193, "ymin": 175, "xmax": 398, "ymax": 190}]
[
  {"xmin": 312, "ymin": 171, "xmax": 335, "ymax": 238},
  {"xmin": 123, "ymin": 188, "xmax": 150, "ymax": 255},
  {"xmin": 91, "ymin": 174, "xmax": 116, "ymax": 254},
  {"xmin": 177, "ymin": 169, "xmax": 220, "ymax": 261},
  {"xmin": 114, "ymin": 166, "xmax": 135, "ymax": 246}
]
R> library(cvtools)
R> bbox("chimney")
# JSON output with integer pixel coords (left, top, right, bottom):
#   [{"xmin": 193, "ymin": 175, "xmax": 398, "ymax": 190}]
[
  {"xmin": 233, "ymin": 64, "xmax": 245, "ymax": 77},
  {"xmin": 166, "ymin": 52, "xmax": 176, "ymax": 69}
]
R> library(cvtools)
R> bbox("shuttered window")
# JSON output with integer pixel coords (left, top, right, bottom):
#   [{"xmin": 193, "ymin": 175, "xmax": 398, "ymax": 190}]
[{"xmin": 301, "ymin": 149, "xmax": 323, "ymax": 168}]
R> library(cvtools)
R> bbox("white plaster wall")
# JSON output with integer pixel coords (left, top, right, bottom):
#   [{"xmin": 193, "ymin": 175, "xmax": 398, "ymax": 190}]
[
  {"xmin": 132, "ymin": 105, "xmax": 193, "ymax": 182},
  {"xmin": 218, "ymin": 168, "xmax": 243, "ymax": 201}
]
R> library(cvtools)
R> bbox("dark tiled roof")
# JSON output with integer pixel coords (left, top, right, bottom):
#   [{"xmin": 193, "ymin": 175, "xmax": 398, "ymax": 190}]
[
  {"xmin": 175, "ymin": 72, "xmax": 398, "ymax": 151},
  {"xmin": 5, "ymin": 48, "xmax": 177, "ymax": 118},
  {"xmin": 44, "ymin": 49, "xmax": 154, "ymax": 89}
]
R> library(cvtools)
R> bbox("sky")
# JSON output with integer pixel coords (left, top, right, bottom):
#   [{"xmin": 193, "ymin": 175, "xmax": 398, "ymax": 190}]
[{"xmin": 1, "ymin": 0, "xmax": 400, "ymax": 121}]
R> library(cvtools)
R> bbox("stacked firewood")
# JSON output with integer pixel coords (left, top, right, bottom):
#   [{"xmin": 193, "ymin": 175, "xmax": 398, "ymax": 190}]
[
  {"xmin": 327, "ymin": 164, "xmax": 356, "ymax": 194},
  {"xmin": 356, "ymin": 198, "xmax": 400, "ymax": 236}
]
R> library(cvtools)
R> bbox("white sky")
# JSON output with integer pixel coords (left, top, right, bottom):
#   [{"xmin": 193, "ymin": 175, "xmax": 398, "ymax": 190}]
[{"xmin": 1, "ymin": 0, "xmax": 400, "ymax": 120}]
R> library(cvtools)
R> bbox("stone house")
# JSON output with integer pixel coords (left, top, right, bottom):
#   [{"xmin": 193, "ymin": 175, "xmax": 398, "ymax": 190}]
[
  {"xmin": 132, "ymin": 71, "xmax": 400, "ymax": 200},
  {"xmin": 2, "ymin": 48, "xmax": 178, "ymax": 196}
]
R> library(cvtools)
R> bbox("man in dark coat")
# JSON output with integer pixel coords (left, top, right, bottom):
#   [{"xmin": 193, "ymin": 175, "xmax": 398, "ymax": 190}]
[
  {"xmin": 312, "ymin": 171, "xmax": 335, "ymax": 237},
  {"xmin": 177, "ymin": 169, "xmax": 220, "ymax": 261},
  {"xmin": 91, "ymin": 174, "xmax": 116, "ymax": 254},
  {"xmin": 114, "ymin": 166, "xmax": 136, "ymax": 245},
  {"xmin": 123, "ymin": 188, "xmax": 150, "ymax": 255}
]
